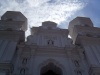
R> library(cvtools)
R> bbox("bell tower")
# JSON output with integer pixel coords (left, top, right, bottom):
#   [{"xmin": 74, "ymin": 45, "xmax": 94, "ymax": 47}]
[
  {"xmin": 68, "ymin": 17, "xmax": 94, "ymax": 44},
  {"xmin": 0, "ymin": 11, "xmax": 27, "ymax": 31},
  {"xmin": 68, "ymin": 17, "xmax": 100, "ymax": 75},
  {"xmin": 0, "ymin": 11, "xmax": 27, "ymax": 75}
]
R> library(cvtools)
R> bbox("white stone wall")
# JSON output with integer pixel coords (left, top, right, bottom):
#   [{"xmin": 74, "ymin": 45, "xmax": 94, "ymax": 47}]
[
  {"xmin": 1, "ymin": 12, "xmax": 100, "ymax": 75},
  {"xmin": 27, "ymin": 30, "xmax": 72, "ymax": 47},
  {"xmin": 0, "ymin": 40, "xmax": 17, "ymax": 63}
]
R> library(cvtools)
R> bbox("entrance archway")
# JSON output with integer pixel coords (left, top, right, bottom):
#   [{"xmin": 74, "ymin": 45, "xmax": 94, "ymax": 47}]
[{"xmin": 40, "ymin": 62, "xmax": 62, "ymax": 75}]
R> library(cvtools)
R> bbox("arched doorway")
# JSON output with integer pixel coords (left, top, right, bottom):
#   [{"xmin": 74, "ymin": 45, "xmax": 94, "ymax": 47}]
[{"xmin": 40, "ymin": 62, "xmax": 62, "ymax": 75}]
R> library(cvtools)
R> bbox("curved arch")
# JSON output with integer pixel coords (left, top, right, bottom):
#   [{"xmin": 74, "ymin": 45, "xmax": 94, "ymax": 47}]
[
  {"xmin": 38, "ymin": 59, "xmax": 65, "ymax": 75},
  {"xmin": 41, "ymin": 62, "xmax": 62, "ymax": 75}
]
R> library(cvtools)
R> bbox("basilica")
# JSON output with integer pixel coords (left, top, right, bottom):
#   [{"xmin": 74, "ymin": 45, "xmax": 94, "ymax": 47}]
[{"xmin": 0, "ymin": 11, "xmax": 100, "ymax": 75}]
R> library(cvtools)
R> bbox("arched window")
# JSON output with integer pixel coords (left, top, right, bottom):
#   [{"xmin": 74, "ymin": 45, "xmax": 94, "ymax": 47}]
[
  {"xmin": 83, "ymin": 51, "xmax": 86, "ymax": 57},
  {"xmin": 47, "ymin": 40, "xmax": 54, "ymax": 45},
  {"xmin": 74, "ymin": 60, "xmax": 80, "ymax": 67},
  {"xmin": 20, "ymin": 68, "xmax": 25, "ymax": 74},
  {"xmin": 22, "ymin": 58, "xmax": 27, "ymax": 64},
  {"xmin": 77, "ymin": 71, "xmax": 82, "ymax": 75}
]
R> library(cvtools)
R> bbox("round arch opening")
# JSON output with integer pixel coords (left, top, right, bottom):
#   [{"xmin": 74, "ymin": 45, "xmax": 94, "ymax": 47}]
[{"xmin": 40, "ymin": 62, "xmax": 62, "ymax": 75}]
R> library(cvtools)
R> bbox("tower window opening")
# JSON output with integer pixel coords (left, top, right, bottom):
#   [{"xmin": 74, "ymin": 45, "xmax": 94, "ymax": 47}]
[
  {"xmin": 6, "ymin": 28, "xmax": 13, "ymax": 31},
  {"xmin": 6, "ymin": 18, "xmax": 13, "ymax": 21},
  {"xmin": 86, "ymin": 34, "xmax": 92, "ymax": 37},
  {"xmin": 47, "ymin": 26, "xmax": 52, "ymax": 29},
  {"xmin": 82, "ymin": 24, "xmax": 89, "ymax": 27}
]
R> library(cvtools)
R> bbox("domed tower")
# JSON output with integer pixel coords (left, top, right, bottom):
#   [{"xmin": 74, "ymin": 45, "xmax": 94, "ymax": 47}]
[
  {"xmin": 68, "ymin": 17, "xmax": 100, "ymax": 75},
  {"xmin": 0, "ymin": 11, "xmax": 27, "ymax": 75}
]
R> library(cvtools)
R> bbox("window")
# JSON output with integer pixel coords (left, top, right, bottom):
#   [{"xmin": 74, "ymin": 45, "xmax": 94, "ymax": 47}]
[
  {"xmin": 47, "ymin": 40, "xmax": 54, "ymax": 45},
  {"xmin": 6, "ymin": 18, "xmax": 13, "ymax": 21},
  {"xmin": 22, "ymin": 58, "xmax": 27, "ymax": 64},
  {"xmin": 83, "ymin": 51, "xmax": 87, "ymax": 59},
  {"xmin": 6, "ymin": 28, "xmax": 13, "ymax": 31},
  {"xmin": 82, "ymin": 24, "xmax": 89, "ymax": 27},
  {"xmin": 20, "ymin": 68, "xmax": 25, "ymax": 74},
  {"xmin": 76, "ymin": 44, "xmax": 81, "ymax": 46},
  {"xmin": 83, "ymin": 51, "xmax": 85, "ymax": 56},
  {"xmin": 86, "ymin": 34, "xmax": 92, "ymax": 37},
  {"xmin": 47, "ymin": 26, "xmax": 52, "ymax": 29},
  {"xmin": 74, "ymin": 60, "xmax": 80, "ymax": 67},
  {"xmin": 77, "ymin": 71, "xmax": 82, "ymax": 75}
]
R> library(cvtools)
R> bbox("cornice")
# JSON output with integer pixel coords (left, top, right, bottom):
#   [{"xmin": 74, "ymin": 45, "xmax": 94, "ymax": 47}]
[
  {"xmin": 75, "ymin": 35, "xmax": 100, "ymax": 45},
  {"xmin": 31, "ymin": 27, "xmax": 69, "ymax": 36},
  {"xmin": 0, "ymin": 63, "xmax": 13, "ymax": 72},
  {"xmin": 89, "ymin": 67, "xmax": 100, "ymax": 75},
  {"xmin": 17, "ymin": 44, "xmax": 82, "ymax": 58},
  {"xmin": 0, "ymin": 30, "xmax": 25, "ymax": 41}
]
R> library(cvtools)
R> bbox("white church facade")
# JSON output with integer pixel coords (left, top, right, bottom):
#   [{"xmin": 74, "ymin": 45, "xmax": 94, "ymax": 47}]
[{"xmin": 0, "ymin": 11, "xmax": 100, "ymax": 75}]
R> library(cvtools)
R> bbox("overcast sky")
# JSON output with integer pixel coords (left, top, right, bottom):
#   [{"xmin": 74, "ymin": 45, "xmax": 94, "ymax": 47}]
[{"xmin": 0, "ymin": 0, "xmax": 100, "ymax": 36}]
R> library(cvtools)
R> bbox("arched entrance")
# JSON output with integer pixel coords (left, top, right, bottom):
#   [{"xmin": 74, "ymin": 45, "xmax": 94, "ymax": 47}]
[{"xmin": 40, "ymin": 62, "xmax": 62, "ymax": 75}]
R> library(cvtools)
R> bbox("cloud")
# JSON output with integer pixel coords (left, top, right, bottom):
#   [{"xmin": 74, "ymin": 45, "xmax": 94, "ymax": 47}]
[{"xmin": 0, "ymin": 0, "xmax": 89, "ymax": 36}]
